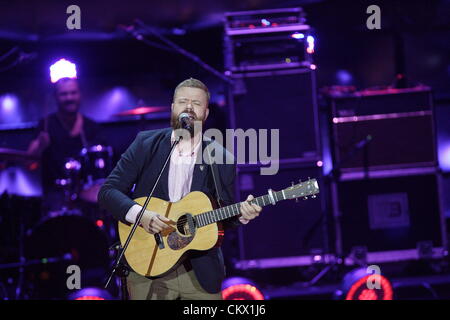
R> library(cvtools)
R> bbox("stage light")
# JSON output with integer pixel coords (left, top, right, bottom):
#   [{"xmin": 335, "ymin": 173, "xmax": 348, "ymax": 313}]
[
  {"xmin": 316, "ymin": 160, "xmax": 323, "ymax": 167},
  {"xmin": 291, "ymin": 32, "xmax": 304, "ymax": 39},
  {"xmin": 335, "ymin": 268, "xmax": 394, "ymax": 300},
  {"xmin": 96, "ymin": 220, "xmax": 104, "ymax": 228},
  {"xmin": 306, "ymin": 35, "xmax": 315, "ymax": 54},
  {"xmin": 222, "ymin": 277, "xmax": 265, "ymax": 300},
  {"xmin": 49, "ymin": 58, "xmax": 77, "ymax": 83},
  {"xmin": 68, "ymin": 287, "xmax": 113, "ymax": 300},
  {"xmin": 261, "ymin": 19, "xmax": 271, "ymax": 26},
  {"xmin": 0, "ymin": 94, "xmax": 21, "ymax": 124},
  {"xmin": 439, "ymin": 142, "xmax": 450, "ymax": 172},
  {"xmin": 336, "ymin": 70, "xmax": 353, "ymax": 85},
  {"xmin": 1, "ymin": 94, "xmax": 16, "ymax": 111}
]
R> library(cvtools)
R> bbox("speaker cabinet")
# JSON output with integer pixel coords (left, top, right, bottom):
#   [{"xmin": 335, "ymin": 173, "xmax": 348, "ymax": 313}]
[
  {"xmin": 233, "ymin": 162, "xmax": 328, "ymax": 260},
  {"xmin": 336, "ymin": 170, "xmax": 446, "ymax": 255},
  {"xmin": 228, "ymin": 68, "xmax": 320, "ymax": 161}
]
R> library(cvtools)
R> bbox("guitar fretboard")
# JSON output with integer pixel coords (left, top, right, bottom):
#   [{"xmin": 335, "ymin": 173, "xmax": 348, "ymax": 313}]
[{"xmin": 194, "ymin": 190, "xmax": 285, "ymax": 228}]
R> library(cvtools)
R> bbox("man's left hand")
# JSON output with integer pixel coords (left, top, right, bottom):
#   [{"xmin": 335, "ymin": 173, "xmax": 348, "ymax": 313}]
[{"xmin": 239, "ymin": 194, "xmax": 262, "ymax": 224}]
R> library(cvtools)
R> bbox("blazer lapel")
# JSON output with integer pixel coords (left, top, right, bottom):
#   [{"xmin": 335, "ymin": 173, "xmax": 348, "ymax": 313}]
[
  {"xmin": 158, "ymin": 129, "xmax": 172, "ymax": 200},
  {"xmin": 190, "ymin": 139, "xmax": 209, "ymax": 192}
]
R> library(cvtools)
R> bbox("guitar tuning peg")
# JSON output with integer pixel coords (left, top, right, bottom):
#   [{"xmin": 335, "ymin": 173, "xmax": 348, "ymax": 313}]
[
  {"xmin": 295, "ymin": 197, "xmax": 299, "ymax": 203},
  {"xmin": 311, "ymin": 195, "xmax": 317, "ymax": 199},
  {"xmin": 291, "ymin": 181, "xmax": 295, "ymax": 187},
  {"xmin": 308, "ymin": 177, "xmax": 311, "ymax": 180},
  {"xmin": 303, "ymin": 196, "xmax": 308, "ymax": 200},
  {"xmin": 298, "ymin": 179, "xmax": 302, "ymax": 183}
]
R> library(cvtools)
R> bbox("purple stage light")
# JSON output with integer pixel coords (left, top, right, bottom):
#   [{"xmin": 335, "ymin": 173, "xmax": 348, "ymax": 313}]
[
  {"xmin": 336, "ymin": 70, "xmax": 353, "ymax": 85},
  {"xmin": 291, "ymin": 32, "xmax": 304, "ymax": 39},
  {"xmin": 0, "ymin": 94, "xmax": 21, "ymax": 124},
  {"xmin": 49, "ymin": 58, "xmax": 77, "ymax": 83},
  {"xmin": 439, "ymin": 143, "xmax": 450, "ymax": 171},
  {"xmin": 68, "ymin": 287, "xmax": 113, "ymax": 300},
  {"xmin": 1, "ymin": 94, "xmax": 16, "ymax": 111}
]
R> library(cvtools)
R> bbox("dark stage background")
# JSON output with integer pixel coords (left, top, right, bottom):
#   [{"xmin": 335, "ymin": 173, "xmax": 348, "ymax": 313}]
[{"xmin": 1, "ymin": 0, "xmax": 450, "ymax": 300}]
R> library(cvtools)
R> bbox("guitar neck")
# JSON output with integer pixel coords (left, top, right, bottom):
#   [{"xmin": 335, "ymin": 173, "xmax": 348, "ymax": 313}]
[{"xmin": 194, "ymin": 190, "xmax": 284, "ymax": 228}]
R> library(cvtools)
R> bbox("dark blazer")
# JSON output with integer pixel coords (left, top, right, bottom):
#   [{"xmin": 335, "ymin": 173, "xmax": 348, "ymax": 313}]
[{"xmin": 98, "ymin": 127, "xmax": 242, "ymax": 293}]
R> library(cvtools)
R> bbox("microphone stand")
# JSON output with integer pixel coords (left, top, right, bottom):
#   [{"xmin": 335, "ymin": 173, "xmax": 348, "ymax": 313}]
[
  {"xmin": 104, "ymin": 135, "xmax": 183, "ymax": 290},
  {"xmin": 127, "ymin": 19, "xmax": 233, "ymax": 85}
]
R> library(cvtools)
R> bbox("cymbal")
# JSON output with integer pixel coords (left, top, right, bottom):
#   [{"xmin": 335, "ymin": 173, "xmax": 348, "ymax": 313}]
[
  {"xmin": 0, "ymin": 148, "xmax": 40, "ymax": 163},
  {"xmin": 114, "ymin": 106, "xmax": 169, "ymax": 117}
]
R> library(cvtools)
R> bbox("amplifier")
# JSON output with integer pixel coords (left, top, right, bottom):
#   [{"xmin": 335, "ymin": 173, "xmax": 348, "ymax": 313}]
[
  {"xmin": 224, "ymin": 8, "xmax": 313, "ymax": 73},
  {"xmin": 327, "ymin": 86, "xmax": 437, "ymax": 171},
  {"xmin": 334, "ymin": 169, "xmax": 447, "ymax": 258}
]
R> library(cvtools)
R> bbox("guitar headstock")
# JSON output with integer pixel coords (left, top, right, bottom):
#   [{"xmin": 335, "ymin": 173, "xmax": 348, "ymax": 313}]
[{"xmin": 282, "ymin": 178, "xmax": 319, "ymax": 200}]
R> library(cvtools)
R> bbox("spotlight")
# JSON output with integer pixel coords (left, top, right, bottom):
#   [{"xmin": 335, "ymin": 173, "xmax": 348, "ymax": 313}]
[
  {"xmin": 335, "ymin": 268, "xmax": 394, "ymax": 300},
  {"xmin": 291, "ymin": 32, "xmax": 304, "ymax": 39},
  {"xmin": 261, "ymin": 19, "xmax": 271, "ymax": 26},
  {"xmin": 222, "ymin": 277, "xmax": 265, "ymax": 300},
  {"xmin": 306, "ymin": 35, "xmax": 315, "ymax": 54},
  {"xmin": 49, "ymin": 58, "xmax": 77, "ymax": 83},
  {"xmin": 68, "ymin": 287, "xmax": 113, "ymax": 300}
]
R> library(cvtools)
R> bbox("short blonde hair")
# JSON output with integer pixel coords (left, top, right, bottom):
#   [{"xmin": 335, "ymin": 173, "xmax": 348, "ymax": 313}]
[{"xmin": 173, "ymin": 78, "xmax": 210, "ymax": 103}]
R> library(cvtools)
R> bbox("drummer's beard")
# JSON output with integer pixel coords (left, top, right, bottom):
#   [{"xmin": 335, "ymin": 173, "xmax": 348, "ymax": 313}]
[{"xmin": 170, "ymin": 110, "xmax": 203, "ymax": 138}]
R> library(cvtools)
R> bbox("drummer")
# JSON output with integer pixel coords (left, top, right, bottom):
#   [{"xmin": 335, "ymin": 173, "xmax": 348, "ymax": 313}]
[{"xmin": 27, "ymin": 77, "xmax": 104, "ymax": 211}]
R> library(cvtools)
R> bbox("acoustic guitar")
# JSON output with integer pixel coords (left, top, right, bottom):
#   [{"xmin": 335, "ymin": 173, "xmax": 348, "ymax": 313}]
[{"xmin": 118, "ymin": 178, "xmax": 319, "ymax": 277}]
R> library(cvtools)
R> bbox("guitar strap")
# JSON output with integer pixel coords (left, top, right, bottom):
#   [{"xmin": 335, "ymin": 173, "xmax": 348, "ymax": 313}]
[{"xmin": 206, "ymin": 140, "xmax": 224, "ymax": 208}]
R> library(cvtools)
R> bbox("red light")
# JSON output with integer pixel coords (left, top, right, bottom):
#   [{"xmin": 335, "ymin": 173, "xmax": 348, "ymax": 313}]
[
  {"xmin": 96, "ymin": 220, "xmax": 104, "ymax": 228},
  {"xmin": 346, "ymin": 275, "xmax": 393, "ymax": 300},
  {"xmin": 358, "ymin": 289, "xmax": 378, "ymax": 300},
  {"xmin": 249, "ymin": 24, "xmax": 255, "ymax": 29},
  {"xmin": 28, "ymin": 161, "xmax": 39, "ymax": 171},
  {"xmin": 222, "ymin": 284, "xmax": 264, "ymax": 300},
  {"xmin": 75, "ymin": 296, "xmax": 105, "ymax": 300}
]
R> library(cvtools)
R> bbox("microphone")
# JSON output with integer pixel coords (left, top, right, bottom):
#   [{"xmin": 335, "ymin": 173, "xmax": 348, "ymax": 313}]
[
  {"xmin": 355, "ymin": 135, "xmax": 372, "ymax": 149},
  {"xmin": 178, "ymin": 112, "xmax": 194, "ymax": 131}
]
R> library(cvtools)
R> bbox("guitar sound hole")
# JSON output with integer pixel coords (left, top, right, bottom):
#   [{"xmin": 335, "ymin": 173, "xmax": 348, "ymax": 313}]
[{"xmin": 176, "ymin": 214, "xmax": 196, "ymax": 236}]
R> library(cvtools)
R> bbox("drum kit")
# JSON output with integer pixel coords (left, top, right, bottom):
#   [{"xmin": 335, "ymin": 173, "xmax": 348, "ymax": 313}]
[
  {"xmin": 0, "ymin": 145, "xmax": 114, "ymax": 299},
  {"xmin": 0, "ymin": 105, "xmax": 167, "ymax": 299}
]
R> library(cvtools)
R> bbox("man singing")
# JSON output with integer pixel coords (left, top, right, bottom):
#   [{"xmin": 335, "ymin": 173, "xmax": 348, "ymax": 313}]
[{"xmin": 98, "ymin": 78, "xmax": 262, "ymax": 300}]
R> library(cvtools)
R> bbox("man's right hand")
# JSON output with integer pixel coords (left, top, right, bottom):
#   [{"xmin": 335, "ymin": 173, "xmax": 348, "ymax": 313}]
[
  {"xmin": 37, "ymin": 131, "xmax": 50, "ymax": 149},
  {"xmin": 140, "ymin": 210, "xmax": 172, "ymax": 234},
  {"xmin": 27, "ymin": 131, "xmax": 50, "ymax": 156}
]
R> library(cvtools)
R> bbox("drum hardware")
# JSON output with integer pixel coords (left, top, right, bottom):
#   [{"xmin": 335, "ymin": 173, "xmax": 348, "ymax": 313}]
[
  {"xmin": 24, "ymin": 214, "xmax": 110, "ymax": 299},
  {"xmin": 0, "ymin": 253, "xmax": 74, "ymax": 300}
]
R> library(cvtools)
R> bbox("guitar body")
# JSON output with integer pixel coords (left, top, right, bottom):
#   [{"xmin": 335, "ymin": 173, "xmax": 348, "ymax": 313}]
[
  {"xmin": 118, "ymin": 191, "xmax": 222, "ymax": 278},
  {"xmin": 117, "ymin": 178, "xmax": 320, "ymax": 278}
]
